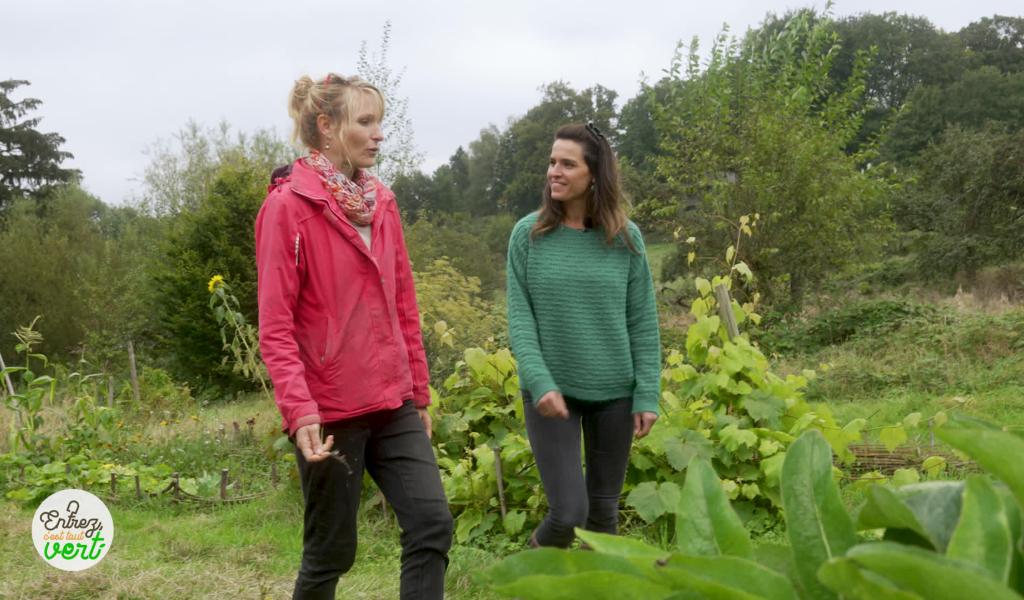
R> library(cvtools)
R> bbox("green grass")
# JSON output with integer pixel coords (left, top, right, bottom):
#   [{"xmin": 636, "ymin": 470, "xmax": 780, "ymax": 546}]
[
  {"xmin": 771, "ymin": 305, "xmax": 1024, "ymax": 437},
  {"xmin": 0, "ymin": 392, "xmax": 501, "ymax": 599},
  {"xmin": 0, "ymin": 484, "xmax": 499, "ymax": 599}
]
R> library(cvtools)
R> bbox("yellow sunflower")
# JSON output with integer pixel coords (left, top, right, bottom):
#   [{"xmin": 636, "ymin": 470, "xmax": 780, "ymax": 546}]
[{"xmin": 207, "ymin": 274, "xmax": 225, "ymax": 293}]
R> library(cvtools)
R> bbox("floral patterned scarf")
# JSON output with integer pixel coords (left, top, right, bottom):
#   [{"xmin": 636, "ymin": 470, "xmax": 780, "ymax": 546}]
[{"xmin": 303, "ymin": 150, "xmax": 378, "ymax": 226}]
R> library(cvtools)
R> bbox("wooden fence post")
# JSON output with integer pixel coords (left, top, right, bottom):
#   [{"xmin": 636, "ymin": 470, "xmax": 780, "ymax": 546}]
[
  {"xmin": 110, "ymin": 473, "xmax": 117, "ymax": 496},
  {"xmin": 127, "ymin": 340, "xmax": 140, "ymax": 404},
  {"xmin": 714, "ymin": 284, "xmax": 740, "ymax": 340},
  {"xmin": 0, "ymin": 349, "xmax": 21, "ymax": 430},
  {"xmin": 0, "ymin": 349, "xmax": 15, "ymax": 397},
  {"xmin": 135, "ymin": 474, "xmax": 142, "ymax": 500},
  {"xmin": 220, "ymin": 468, "xmax": 229, "ymax": 500}
]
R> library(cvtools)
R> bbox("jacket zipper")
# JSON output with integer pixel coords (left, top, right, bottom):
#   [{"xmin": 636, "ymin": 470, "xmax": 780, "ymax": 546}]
[{"xmin": 294, "ymin": 233, "xmax": 301, "ymax": 266}]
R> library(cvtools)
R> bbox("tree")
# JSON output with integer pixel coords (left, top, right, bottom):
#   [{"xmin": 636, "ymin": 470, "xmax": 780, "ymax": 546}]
[
  {"xmin": 0, "ymin": 186, "xmax": 157, "ymax": 364},
  {"xmin": 881, "ymin": 66, "xmax": 1024, "ymax": 163},
  {"xmin": 617, "ymin": 79, "xmax": 676, "ymax": 234},
  {"xmin": 898, "ymin": 125, "xmax": 1024, "ymax": 280},
  {"xmin": 0, "ymin": 80, "xmax": 78, "ymax": 212},
  {"xmin": 464, "ymin": 125, "xmax": 502, "ymax": 216},
  {"xmin": 150, "ymin": 157, "xmax": 267, "ymax": 391},
  {"xmin": 959, "ymin": 15, "xmax": 1024, "ymax": 73},
  {"xmin": 140, "ymin": 120, "xmax": 292, "ymax": 217},
  {"xmin": 358, "ymin": 20, "xmax": 423, "ymax": 184},
  {"xmin": 648, "ymin": 10, "xmax": 891, "ymax": 308}
]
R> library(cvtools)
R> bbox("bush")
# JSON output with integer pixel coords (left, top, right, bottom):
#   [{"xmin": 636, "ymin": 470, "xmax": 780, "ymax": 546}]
[
  {"xmin": 485, "ymin": 415, "xmax": 1024, "ymax": 600},
  {"xmin": 150, "ymin": 159, "xmax": 265, "ymax": 392},
  {"xmin": 756, "ymin": 299, "xmax": 935, "ymax": 356},
  {"xmin": 413, "ymin": 259, "xmax": 505, "ymax": 383}
]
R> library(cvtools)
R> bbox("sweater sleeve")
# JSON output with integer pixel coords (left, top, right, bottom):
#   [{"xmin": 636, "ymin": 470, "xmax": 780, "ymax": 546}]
[
  {"xmin": 625, "ymin": 223, "xmax": 662, "ymax": 414},
  {"xmin": 506, "ymin": 220, "xmax": 559, "ymax": 404},
  {"xmin": 255, "ymin": 190, "xmax": 321, "ymax": 435}
]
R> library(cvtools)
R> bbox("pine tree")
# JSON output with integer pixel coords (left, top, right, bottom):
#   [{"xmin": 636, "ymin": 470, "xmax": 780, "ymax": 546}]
[{"xmin": 0, "ymin": 80, "xmax": 78, "ymax": 211}]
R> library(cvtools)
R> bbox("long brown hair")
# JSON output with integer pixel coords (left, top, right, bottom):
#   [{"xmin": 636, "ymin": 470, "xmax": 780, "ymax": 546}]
[{"xmin": 531, "ymin": 123, "xmax": 635, "ymax": 251}]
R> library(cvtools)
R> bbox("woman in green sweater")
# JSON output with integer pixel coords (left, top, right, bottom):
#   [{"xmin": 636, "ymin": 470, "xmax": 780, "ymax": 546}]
[{"xmin": 506, "ymin": 122, "xmax": 661, "ymax": 548}]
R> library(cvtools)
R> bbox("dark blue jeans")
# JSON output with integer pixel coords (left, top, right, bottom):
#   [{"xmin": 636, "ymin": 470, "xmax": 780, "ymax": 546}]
[
  {"xmin": 523, "ymin": 393, "xmax": 634, "ymax": 548},
  {"xmin": 292, "ymin": 400, "xmax": 453, "ymax": 599}
]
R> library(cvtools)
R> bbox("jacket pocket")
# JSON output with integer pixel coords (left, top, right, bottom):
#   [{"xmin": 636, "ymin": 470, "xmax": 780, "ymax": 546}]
[{"xmin": 320, "ymin": 317, "xmax": 340, "ymax": 366}]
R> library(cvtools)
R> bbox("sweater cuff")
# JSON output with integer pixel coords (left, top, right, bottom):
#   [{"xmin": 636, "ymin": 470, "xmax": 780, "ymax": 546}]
[
  {"xmin": 631, "ymin": 390, "xmax": 660, "ymax": 415},
  {"xmin": 526, "ymin": 377, "xmax": 560, "ymax": 405}
]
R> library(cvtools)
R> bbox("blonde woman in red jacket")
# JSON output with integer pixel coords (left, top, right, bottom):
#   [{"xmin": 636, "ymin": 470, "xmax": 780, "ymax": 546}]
[{"xmin": 256, "ymin": 73, "xmax": 452, "ymax": 600}]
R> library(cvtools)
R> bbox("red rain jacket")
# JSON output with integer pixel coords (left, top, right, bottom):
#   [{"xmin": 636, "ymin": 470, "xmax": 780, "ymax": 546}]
[{"xmin": 255, "ymin": 159, "xmax": 429, "ymax": 435}]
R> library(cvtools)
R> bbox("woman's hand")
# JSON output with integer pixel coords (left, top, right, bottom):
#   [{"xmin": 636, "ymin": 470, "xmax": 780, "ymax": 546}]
[
  {"xmin": 417, "ymin": 407, "xmax": 433, "ymax": 439},
  {"xmin": 295, "ymin": 423, "xmax": 334, "ymax": 462},
  {"xmin": 536, "ymin": 391, "xmax": 569, "ymax": 419},
  {"xmin": 633, "ymin": 412, "xmax": 658, "ymax": 439}
]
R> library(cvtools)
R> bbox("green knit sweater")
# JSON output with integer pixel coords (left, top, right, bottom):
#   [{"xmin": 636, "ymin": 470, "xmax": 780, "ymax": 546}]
[{"xmin": 506, "ymin": 212, "xmax": 661, "ymax": 414}]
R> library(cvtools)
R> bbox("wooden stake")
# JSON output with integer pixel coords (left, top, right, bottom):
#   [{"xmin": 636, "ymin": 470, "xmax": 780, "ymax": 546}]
[
  {"xmin": 172, "ymin": 472, "xmax": 180, "ymax": 500},
  {"xmin": 106, "ymin": 375, "xmax": 115, "ymax": 408},
  {"xmin": 110, "ymin": 473, "xmax": 117, "ymax": 496},
  {"xmin": 220, "ymin": 468, "xmax": 229, "ymax": 500},
  {"xmin": 135, "ymin": 474, "xmax": 142, "ymax": 500},
  {"xmin": 714, "ymin": 284, "xmax": 740, "ymax": 340},
  {"xmin": 127, "ymin": 340, "xmax": 140, "ymax": 404},
  {"xmin": 0, "ymin": 349, "xmax": 15, "ymax": 397},
  {"xmin": 493, "ymin": 447, "xmax": 507, "ymax": 519}
]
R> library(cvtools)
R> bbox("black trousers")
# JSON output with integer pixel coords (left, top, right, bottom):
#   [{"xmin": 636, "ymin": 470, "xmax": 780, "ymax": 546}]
[
  {"xmin": 292, "ymin": 400, "xmax": 453, "ymax": 600},
  {"xmin": 522, "ymin": 394, "xmax": 634, "ymax": 548}
]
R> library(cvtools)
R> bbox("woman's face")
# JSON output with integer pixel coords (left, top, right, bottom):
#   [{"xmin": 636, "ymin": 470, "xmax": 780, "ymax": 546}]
[
  {"xmin": 321, "ymin": 94, "xmax": 383, "ymax": 174},
  {"xmin": 547, "ymin": 139, "xmax": 592, "ymax": 204}
]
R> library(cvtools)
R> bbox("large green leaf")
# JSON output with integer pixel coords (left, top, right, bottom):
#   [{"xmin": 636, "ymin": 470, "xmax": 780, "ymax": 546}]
[
  {"xmin": 654, "ymin": 555, "xmax": 798, "ymax": 600},
  {"xmin": 781, "ymin": 430, "xmax": 856, "ymax": 599},
  {"xmin": 843, "ymin": 542, "xmax": 1022, "ymax": 600},
  {"xmin": 486, "ymin": 547, "xmax": 650, "ymax": 587},
  {"xmin": 856, "ymin": 482, "xmax": 964, "ymax": 552},
  {"xmin": 675, "ymin": 457, "xmax": 753, "ymax": 558},
  {"xmin": 493, "ymin": 573, "xmax": 673, "ymax": 600},
  {"xmin": 947, "ymin": 476, "xmax": 1016, "ymax": 584},
  {"xmin": 817, "ymin": 558, "xmax": 922, "ymax": 599},
  {"xmin": 937, "ymin": 415, "xmax": 1024, "ymax": 508},
  {"xmin": 575, "ymin": 529, "xmax": 671, "ymax": 561},
  {"xmin": 664, "ymin": 430, "xmax": 715, "ymax": 471},
  {"xmin": 627, "ymin": 482, "xmax": 683, "ymax": 524}
]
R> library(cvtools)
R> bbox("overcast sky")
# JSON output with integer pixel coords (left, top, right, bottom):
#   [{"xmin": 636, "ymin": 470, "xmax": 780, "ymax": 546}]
[{"xmin": 5, "ymin": 0, "xmax": 1021, "ymax": 205}]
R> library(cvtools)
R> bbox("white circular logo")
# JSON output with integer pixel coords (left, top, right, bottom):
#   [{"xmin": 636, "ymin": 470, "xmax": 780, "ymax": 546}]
[{"xmin": 32, "ymin": 489, "xmax": 114, "ymax": 571}]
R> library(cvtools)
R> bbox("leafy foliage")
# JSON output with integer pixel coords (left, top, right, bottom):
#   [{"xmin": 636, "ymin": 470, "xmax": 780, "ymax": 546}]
[
  {"xmin": 897, "ymin": 125, "xmax": 1024, "ymax": 279},
  {"xmin": 150, "ymin": 158, "xmax": 266, "ymax": 391},
  {"xmin": 644, "ymin": 10, "xmax": 891, "ymax": 308},
  {"xmin": 485, "ymin": 415, "xmax": 1024, "ymax": 599}
]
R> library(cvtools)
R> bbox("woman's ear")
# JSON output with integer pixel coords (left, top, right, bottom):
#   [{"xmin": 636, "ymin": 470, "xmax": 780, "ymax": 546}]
[{"xmin": 316, "ymin": 114, "xmax": 334, "ymax": 139}]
